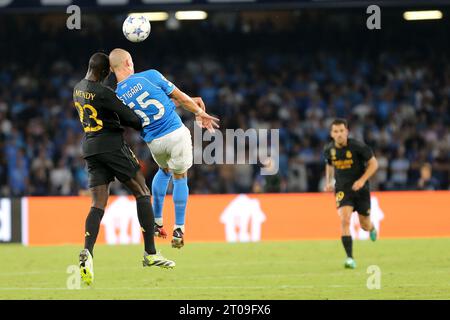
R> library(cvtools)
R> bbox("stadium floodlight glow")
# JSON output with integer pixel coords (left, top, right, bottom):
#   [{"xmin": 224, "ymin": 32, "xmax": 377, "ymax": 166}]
[
  {"xmin": 403, "ymin": 10, "xmax": 443, "ymax": 21},
  {"xmin": 128, "ymin": 12, "xmax": 169, "ymax": 22},
  {"xmin": 175, "ymin": 11, "xmax": 208, "ymax": 20}
]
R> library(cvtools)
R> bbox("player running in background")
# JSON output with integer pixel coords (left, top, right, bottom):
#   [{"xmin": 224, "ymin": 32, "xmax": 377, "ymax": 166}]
[
  {"xmin": 323, "ymin": 118, "xmax": 378, "ymax": 269},
  {"xmin": 109, "ymin": 48, "xmax": 219, "ymax": 249},
  {"xmin": 73, "ymin": 53, "xmax": 175, "ymax": 285}
]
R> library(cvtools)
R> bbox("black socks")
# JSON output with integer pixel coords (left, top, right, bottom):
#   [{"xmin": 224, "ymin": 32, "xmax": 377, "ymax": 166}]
[
  {"xmin": 136, "ymin": 196, "xmax": 156, "ymax": 255},
  {"xmin": 85, "ymin": 197, "xmax": 157, "ymax": 257},
  {"xmin": 341, "ymin": 235, "xmax": 353, "ymax": 258},
  {"xmin": 84, "ymin": 207, "xmax": 104, "ymax": 257}
]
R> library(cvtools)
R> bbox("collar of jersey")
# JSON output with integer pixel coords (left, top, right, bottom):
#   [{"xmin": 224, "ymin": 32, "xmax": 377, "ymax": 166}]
[
  {"xmin": 334, "ymin": 141, "xmax": 349, "ymax": 149},
  {"xmin": 117, "ymin": 74, "xmax": 134, "ymax": 86}
]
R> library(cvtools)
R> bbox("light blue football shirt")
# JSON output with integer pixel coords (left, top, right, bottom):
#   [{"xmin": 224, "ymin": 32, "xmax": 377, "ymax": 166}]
[{"xmin": 115, "ymin": 69, "xmax": 182, "ymax": 142}]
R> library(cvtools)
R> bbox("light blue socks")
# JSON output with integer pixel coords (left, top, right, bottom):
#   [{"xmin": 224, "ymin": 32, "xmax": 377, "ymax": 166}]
[
  {"xmin": 172, "ymin": 177, "xmax": 189, "ymax": 231},
  {"xmin": 151, "ymin": 168, "xmax": 172, "ymax": 226}
]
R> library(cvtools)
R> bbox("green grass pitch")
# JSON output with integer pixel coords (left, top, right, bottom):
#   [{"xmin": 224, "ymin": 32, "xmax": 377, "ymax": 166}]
[{"xmin": 1, "ymin": 238, "xmax": 450, "ymax": 299}]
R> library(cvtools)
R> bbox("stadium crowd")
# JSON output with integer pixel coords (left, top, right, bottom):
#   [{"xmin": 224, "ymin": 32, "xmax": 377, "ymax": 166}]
[{"xmin": 1, "ymin": 13, "xmax": 449, "ymax": 196}]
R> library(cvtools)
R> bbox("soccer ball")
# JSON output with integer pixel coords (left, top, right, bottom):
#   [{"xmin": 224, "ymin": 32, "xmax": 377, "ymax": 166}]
[{"xmin": 122, "ymin": 15, "xmax": 151, "ymax": 43}]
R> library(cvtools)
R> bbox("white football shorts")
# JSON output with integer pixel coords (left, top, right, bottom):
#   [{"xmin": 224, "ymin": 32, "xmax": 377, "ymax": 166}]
[{"xmin": 147, "ymin": 125, "xmax": 193, "ymax": 174}]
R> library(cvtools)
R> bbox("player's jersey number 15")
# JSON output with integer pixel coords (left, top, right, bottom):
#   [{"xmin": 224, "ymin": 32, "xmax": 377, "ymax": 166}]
[{"xmin": 128, "ymin": 91, "xmax": 165, "ymax": 127}]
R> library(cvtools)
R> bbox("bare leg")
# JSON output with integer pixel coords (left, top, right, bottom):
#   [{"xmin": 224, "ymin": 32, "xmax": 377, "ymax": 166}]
[{"xmin": 358, "ymin": 214, "xmax": 374, "ymax": 232}]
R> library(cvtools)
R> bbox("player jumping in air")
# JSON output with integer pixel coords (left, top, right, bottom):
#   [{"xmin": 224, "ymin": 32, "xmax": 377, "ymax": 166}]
[
  {"xmin": 109, "ymin": 48, "xmax": 219, "ymax": 249},
  {"xmin": 73, "ymin": 53, "xmax": 175, "ymax": 285},
  {"xmin": 323, "ymin": 118, "xmax": 379, "ymax": 269}
]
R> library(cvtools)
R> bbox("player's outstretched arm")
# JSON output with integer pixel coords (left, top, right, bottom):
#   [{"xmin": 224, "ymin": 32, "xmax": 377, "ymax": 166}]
[
  {"xmin": 352, "ymin": 156, "xmax": 378, "ymax": 191},
  {"xmin": 171, "ymin": 96, "xmax": 204, "ymax": 109},
  {"xmin": 324, "ymin": 164, "xmax": 335, "ymax": 192},
  {"xmin": 104, "ymin": 88, "xmax": 142, "ymax": 130},
  {"xmin": 189, "ymin": 97, "xmax": 215, "ymax": 132},
  {"xmin": 191, "ymin": 97, "xmax": 206, "ymax": 111},
  {"xmin": 169, "ymin": 88, "xmax": 219, "ymax": 132}
]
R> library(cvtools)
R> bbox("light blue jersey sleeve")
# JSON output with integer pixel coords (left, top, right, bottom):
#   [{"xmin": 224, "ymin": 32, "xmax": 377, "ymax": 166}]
[{"xmin": 142, "ymin": 69, "xmax": 176, "ymax": 96}]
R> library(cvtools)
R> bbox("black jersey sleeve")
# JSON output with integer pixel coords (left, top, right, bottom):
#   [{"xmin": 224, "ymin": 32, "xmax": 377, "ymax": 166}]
[
  {"xmin": 103, "ymin": 87, "xmax": 142, "ymax": 131},
  {"xmin": 355, "ymin": 140, "xmax": 374, "ymax": 162}
]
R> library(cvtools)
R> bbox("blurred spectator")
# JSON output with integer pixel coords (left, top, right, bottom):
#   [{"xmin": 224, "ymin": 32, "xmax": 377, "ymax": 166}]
[
  {"xmin": 388, "ymin": 148, "xmax": 410, "ymax": 190},
  {"xmin": 417, "ymin": 163, "xmax": 440, "ymax": 191},
  {"xmin": 50, "ymin": 159, "xmax": 73, "ymax": 195},
  {"xmin": 9, "ymin": 152, "xmax": 29, "ymax": 196},
  {"xmin": 253, "ymin": 158, "xmax": 284, "ymax": 193},
  {"xmin": 372, "ymin": 150, "xmax": 388, "ymax": 191},
  {"xmin": 30, "ymin": 167, "xmax": 50, "ymax": 196}
]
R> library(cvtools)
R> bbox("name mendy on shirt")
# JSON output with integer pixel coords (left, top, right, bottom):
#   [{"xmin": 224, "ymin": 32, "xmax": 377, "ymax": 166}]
[{"xmin": 74, "ymin": 90, "xmax": 96, "ymax": 100}]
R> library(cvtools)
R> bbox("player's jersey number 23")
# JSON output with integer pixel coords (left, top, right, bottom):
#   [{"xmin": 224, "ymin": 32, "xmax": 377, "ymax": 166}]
[
  {"xmin": 127, "ymin": 91, "xmax": 165, "ymax": 127},
  {"xmin": 75, "ymin": 102, "xmax": 103, "ymax": 132}
]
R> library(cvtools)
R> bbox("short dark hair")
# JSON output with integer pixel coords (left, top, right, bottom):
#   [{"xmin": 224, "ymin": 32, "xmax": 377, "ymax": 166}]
[
  {"xmin": 330, "ymin": 118, "xmax": 348, "ymax": 129},
  {"xmin": 88, "ymin": 52, "xmax": 110, "ymax": 77}
]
